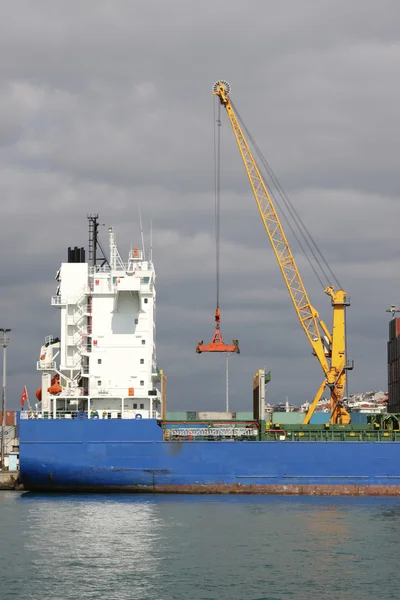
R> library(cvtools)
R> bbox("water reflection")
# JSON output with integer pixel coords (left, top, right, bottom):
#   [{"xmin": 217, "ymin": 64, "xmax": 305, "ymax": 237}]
[{"xmin": 18, "ymin": 493, "xmax": 166, "ymax": 600}]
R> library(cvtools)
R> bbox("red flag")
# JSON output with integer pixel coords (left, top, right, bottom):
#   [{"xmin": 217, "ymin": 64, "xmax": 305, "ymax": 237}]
[{"xmin": 21, "ymin": 385, "xmax": 28, "ymax": 407}]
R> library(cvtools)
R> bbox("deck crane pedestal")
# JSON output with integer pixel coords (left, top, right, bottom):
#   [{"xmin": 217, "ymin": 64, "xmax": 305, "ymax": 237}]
[{"xmin": 212, "ymin": 80, "xmax": 353, "ymax": 425}]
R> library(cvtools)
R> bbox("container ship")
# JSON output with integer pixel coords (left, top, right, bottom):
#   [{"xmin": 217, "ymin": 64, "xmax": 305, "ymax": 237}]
[{"xmin": 19, "ymin": 216, "xmax": 400, "ymax": 496}]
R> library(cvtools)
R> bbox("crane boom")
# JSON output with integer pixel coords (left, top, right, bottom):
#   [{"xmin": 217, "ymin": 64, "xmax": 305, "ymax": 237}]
[{"xmin": 213, "ymin": 81, "xmax": 352, "ymax": 424}]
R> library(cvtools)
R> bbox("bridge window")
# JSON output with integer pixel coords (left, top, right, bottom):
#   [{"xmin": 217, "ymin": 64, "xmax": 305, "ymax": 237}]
[
  {"xmin": 140, "ymin": 359, "xmax": 144, "ymax": 364},
  {"xmin": 140, "ymin": 380, "xmax": 144, "ymax": 386},
  {"xmin": 140, "ymin": 403, "xmax": 144, "ymax": 409},
  {"xmin": 133, "ymin": 403, "xmax": 137, "ymax": 409}
]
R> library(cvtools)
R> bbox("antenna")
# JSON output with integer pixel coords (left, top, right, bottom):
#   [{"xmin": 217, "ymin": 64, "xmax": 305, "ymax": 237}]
[
  {"xmin": 138, "ymin": 201, "xmax": 145, "ymax": 260},
  {"xmin": 87, "ymin": 214, "xmax": 109, "ymax": 269},
  {"xmin": 88, "ymin": 214, "xmax": 98, "ymax": 267},
  {"xmin": 108, "ymin": 227, "xmax": 124, "ymax": 271},
  {"xmin": 386, "ymin": 305, "xmax": 400, "ymax": 319},
  {"xmin": 150, "ymin": 219, "xmax": 153, "ymax": 262}
]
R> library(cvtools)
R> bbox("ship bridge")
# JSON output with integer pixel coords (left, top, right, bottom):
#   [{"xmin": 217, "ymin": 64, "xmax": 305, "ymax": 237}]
[{"xmin": 34, "ymin": 216, "xmax": 164, "ymax": 422}]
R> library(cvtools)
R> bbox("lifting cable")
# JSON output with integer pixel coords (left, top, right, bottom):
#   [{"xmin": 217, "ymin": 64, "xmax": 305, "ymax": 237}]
[
  {"xmin": 231, "ymin": 100, "xmax": 342, "ymax": 292},
  {"xmin": 214, "ymin": 97, "xmax": 222, "ymax": 309},
  {"xmin": 195, "ymin": 98, "xmax": 240, "ymax": 354}
]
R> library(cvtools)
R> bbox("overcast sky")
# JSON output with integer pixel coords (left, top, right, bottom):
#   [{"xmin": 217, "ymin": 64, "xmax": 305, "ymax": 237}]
[{"xmin": 1, "ymin": 0, "xmax": 400, "ymax": 412}]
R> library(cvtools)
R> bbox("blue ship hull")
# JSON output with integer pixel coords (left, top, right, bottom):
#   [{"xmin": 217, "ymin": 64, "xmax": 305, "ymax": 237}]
[{"xmin": 19, "ymin": 419, "xmax": 400, "ymax": 495}]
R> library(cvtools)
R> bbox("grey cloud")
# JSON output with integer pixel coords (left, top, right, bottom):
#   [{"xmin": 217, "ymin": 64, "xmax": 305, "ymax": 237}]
[{"xmin": 0, "ymin": 0, "xmax": 398, "ymax": 411}]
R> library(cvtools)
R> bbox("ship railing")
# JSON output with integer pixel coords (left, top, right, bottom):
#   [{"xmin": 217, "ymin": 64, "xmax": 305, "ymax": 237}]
[
  {"xmin": 23, "ymin": 410, "xmax": 152, "ymax": 420},
  {"xmin": 66, "ymin": 335, "xmax": 81, "ymax": 346},
  {"xmin": 88, "ymin": 264, "xmax": 154, "ymax": 276},
  {"xmin": 89, "ymin": 265, "xmax": 113, "ymax": 274},
  {"xmin": 163, "ymin": 427, "xmax": 259, "ymax": 441},
  {"xmin": 21, "ymin": 410, "xmax": 79, "ymax": 420},
  {"xmin": 36, "ymin": 360, "xmax": 56, "ymax": 371},
  {"xmin": 52, "ymin": 286, "xmax": 89, "ymax": 308},
  {"xmin": 64, "ymin": 358, "xmax": 83, "ymax": 370},
  {"xmin": 264, "ymin": 427, "xmax": 400, "ymax": 442},
  {"xmin": 51, "ymin": 296, "xmax": 66, "ymax": 306},
  {"xmin": 25, "ymin": 411, "xmax": 83, "ymax": 420}
]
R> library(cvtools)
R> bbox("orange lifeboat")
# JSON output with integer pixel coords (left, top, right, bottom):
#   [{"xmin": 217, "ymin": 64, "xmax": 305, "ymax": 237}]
[
  {"xmin": 36, "ymin": 375, "xmax": 62, "ymax": 402},
  {"xmin": 48, "ymin": 374, "xmax": 62, "ymax": 395}
]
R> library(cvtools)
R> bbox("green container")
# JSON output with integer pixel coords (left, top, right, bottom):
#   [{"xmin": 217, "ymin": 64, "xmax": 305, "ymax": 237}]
[
  {"xmin": 165, "ymin": 411, "xmax": 189, "ymax": 421},
  {"xmin": 235, "ymin": 412, "xmax": 254, "ymax": 421},
  {"xmin": 272, "ymin": 412, "xmax": 303, "ymax": 425}
]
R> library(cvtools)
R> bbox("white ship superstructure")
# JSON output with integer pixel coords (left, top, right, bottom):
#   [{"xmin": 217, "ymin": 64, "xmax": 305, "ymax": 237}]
[{"xmin": 36, "ymin": 216, "xmax": 163, "ymax": 420}]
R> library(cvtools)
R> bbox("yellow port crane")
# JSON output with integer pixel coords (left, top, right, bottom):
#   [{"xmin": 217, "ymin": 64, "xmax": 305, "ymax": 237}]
[{"xmin": 213, "ymin": 80, "xmax": 352, "ymax": 425}]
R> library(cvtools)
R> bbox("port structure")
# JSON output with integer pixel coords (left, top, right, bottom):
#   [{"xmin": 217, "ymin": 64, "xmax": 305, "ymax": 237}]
[{"xmin": 213, "ymin": 80, "xmax": 353, "ymax": 425}]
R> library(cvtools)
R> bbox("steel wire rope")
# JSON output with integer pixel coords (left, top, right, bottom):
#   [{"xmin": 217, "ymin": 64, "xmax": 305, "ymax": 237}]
[
  {"xmin": 230, "ymin": 102, "xmax": 325, "ymax": 289},
  {"xmin": 258, "ymin": 166, "xmax": 326, "ymax": 290},
  {"xmin": 261, "ymin": 152, "xmax": 342, "ymax": 290},
  {"xmin": 233, "ymin": 101, "xmax": 333, "ymax": 287},
  {"xmin": 231, "ymin": 100, "xmax": 342, "ymax": 291},
  {"xmin": 214, "ymin": 97, "xmax": 222, "ymax": 308}
]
